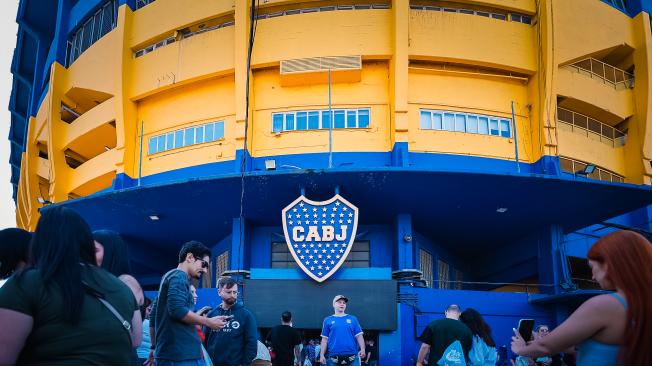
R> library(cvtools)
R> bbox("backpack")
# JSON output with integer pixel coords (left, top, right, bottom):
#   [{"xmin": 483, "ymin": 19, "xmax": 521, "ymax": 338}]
[
  {"xmin": 437, "ymin": 340, "xmax": 467, "ymax": 366},
  {"xmin": 467, "ymin": 336, "xmax": 496, "ymax": 366}
]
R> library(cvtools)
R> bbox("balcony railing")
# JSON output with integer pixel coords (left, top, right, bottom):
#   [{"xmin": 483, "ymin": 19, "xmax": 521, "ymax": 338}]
[
  {"xmin": 559, "ymin": 156, "xmax": 625, "ymax": 183},
  {"xmin": 557, "ymin": 107, "xmax": 626, "ymax": 147},
  {"xmin": 568, "ymin": 58, "xmax": 634, "ymax": 89}
]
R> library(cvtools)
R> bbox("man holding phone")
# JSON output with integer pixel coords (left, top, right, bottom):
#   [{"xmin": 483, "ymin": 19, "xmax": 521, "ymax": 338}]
[
  {"xmin": 149, "ymin": 241, "xmax": 229, "ymax": 366},
  {"xmin": 204, "ymin": 277, "xmax": 258, "ymax": 366}
]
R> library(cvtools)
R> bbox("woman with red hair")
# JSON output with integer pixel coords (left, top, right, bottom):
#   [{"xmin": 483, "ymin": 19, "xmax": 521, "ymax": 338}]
[{"xmin": 511, "ymin": 230, "xmax": 652, "ymax": 365}]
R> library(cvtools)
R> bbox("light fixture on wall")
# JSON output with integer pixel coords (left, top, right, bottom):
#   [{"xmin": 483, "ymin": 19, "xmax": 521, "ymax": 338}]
[
  {"xmin": 496, "ymin": 207, "xmax": 508, "ymax": 213},
  {"xmin": 37, "ymin": 196, "xmax": 52, "ymax": 205},
  {"xmin": 264, "ymin": 159, "xmax": 276, "ymax": 170},
  {"xmin": 148, "ymin": 214, "xmax": 160, "ymax": 221},
  {"xmin": 575, "ymin": 164, "xmax": 596, "ymax": 176}
]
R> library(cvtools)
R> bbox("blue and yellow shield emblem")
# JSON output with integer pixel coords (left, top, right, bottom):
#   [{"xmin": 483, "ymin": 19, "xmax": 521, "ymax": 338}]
[{"xmin": 282, "ymin": 194, "xmax": 359, "ymax": 282}]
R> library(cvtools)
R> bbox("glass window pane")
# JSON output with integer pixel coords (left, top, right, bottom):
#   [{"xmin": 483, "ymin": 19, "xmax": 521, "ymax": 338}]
[
  {"xmin": 183, "ymin": 128, "xmax": 193, "ymax": 146},
  {"xmin": 489, "ymin": 119, "xmax": 500, "ymax": 136},
  {"xmin": 166, "ymin": 133, "xmax": 174, "ymax": 150},
  {"xmin": 273, "ymin": 114, "xmax": 284, "ymax": 133},
  {"xmin": 420, "ymin": 111, "xmax": 432, "ymax": 129},
  {"xmin": 478, "ymin": 117, "xmax": 489, "ymax": 134},
  {"xmin": 296, "ymin": 112, "xmax": 307, "ymax": 130},
  {"xmin": 215, "ymin": 122, "xmax": 225, "ymax": 139},
  {"xmin": 195, "ymin": 126, "xmax": 204, "ymax": 144},
  {"xmin": 321, "ymin": 111, "xmax": 331, "ymax": 129},
  {"xmin": 174, "ymin": 130, "xmax": 184, "ymax": 148},
  {"xmin": 443, "ymin": 113, "xmax": 455, "ymax": 131},
  {"xmin": 148, "ymin": 137, "xmax": 157, "ymax": 154},
  {"xmin": 466, "ymin": 115, "xmax": 478, "ymax": 133},
  {"xmin": 346, "ymin": 110, "xmax": 357, "ymax": 128},
  {"xmin": 500, "ymin": 119, "xmax": 511, "ymax": 138},
  {"xmin": 157, "ymin": 136, "xmax": 166, "ymax": 152},
  {"xmin": 285, "ymin": 113, "xmax": 295, "ymax": 131},
  {"xmin": 358, "ymin": 109, "xmax": 369, "ymax": 128},
  {"xmin": 308, "ymin": 111, "xmax": 320, "ymax": 129},
  {"xmin": 334, "ymin": 110, "xmax": 345, "ymax": 128},
  {"xmin": 455, "ymin": 114, "xmax": 466, "ymax": 132},
  {"xmin": 432, "ymin": 113, "xmax": 442, "ymax": 130},
  {"xmin": 205, "ymin": 123, "xmax": 215, "ymax": 142}
]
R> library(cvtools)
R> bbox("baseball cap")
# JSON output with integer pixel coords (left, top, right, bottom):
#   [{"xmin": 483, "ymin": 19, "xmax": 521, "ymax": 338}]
[{"xmin": 333, "ymin": 295, "xmax": 349, "ymax": 304}]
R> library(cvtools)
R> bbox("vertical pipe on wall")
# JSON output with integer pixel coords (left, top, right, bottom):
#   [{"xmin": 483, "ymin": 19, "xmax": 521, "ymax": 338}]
[
  {"xmin": 137, "ymin": 120, "xmax": 143, "ymax": 186},
  {"xmin": 512, "ymin": 101, "xmax": 520, "ymax": 173}
]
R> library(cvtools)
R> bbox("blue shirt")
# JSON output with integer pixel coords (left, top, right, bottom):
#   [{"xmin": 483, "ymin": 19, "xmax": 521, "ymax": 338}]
[
  {"xmin": 321, "ymin": 314, "xmax": 363, "ymax": 356},
  {"xmin": 136, "ymin": 319, "xmax": 152, "ymax": 359}
]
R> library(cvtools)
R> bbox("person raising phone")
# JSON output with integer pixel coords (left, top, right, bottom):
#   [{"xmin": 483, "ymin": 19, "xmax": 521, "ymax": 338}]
[{"xmin": 511, "ymin": 230, "xmax": 652, "ymax": 366}]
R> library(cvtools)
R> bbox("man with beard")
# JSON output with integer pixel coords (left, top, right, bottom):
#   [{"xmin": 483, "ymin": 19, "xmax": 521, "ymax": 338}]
[
  {"xmin": 205, "ymin": 277, "xmax": 258, "ymax": 366},
  {"xmin": 149, "ymin": 241, "xmax": 229, "ymax": 366}
]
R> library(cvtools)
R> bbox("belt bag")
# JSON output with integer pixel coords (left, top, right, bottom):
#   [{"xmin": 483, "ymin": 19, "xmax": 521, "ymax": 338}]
[{"xmin": 329, "ymin": 355, "xmax": 356, "ymax": 365}]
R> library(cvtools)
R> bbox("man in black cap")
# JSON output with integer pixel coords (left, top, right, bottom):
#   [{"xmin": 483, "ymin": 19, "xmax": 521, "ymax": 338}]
[
  {"xmin": 416, "ymin": 304, "xmax": 472, "ymax": 366},
  {"xmin": 320, "ymin": 295, "xmax": 365, "ymax": 366}
]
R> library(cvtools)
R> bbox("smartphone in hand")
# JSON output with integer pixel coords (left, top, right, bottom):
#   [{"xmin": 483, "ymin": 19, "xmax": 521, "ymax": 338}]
[
  {"xmin": 197, "ymin": 306, "xmax": 212, "ymax": 316},
  {"xmin": 517, "ymin": 319, "xmax": 535, "ymax": 341}
]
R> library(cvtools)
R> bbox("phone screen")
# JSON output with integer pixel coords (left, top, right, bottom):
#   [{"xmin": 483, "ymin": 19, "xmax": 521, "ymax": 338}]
[{"xmin": 518, "ymin": 319, "xmax": 535, "ymax": 341}]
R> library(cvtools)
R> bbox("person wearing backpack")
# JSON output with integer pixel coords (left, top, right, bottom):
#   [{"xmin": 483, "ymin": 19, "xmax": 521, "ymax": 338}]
[
  {"xmin": 416, "ymin": 304, "xmax": 473, "ymax": 366},
  {"xmin": 459, "ymin": 308, "xmax": 497, "ymax": 366}
]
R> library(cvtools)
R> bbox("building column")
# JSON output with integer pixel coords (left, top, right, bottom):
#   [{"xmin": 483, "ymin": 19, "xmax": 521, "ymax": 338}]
[
  {"xmin": 390, "ymin": 0, "xmax": 409, "ymax": 167},
  {"xmin": 537, "ymin": 225, "xmax": 573, "ymax": 295},
  {"xmin": 394, "ymin": 214, "xmax": 415, "ymax": 270},
  {"xmin": 230, "ymin": 217, "xmax": 250, "ymax": 272}
]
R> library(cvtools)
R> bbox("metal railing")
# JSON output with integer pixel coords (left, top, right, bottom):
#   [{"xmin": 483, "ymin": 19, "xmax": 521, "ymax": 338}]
[
  {"xmin": 559, "ymin": 156, "xmax": 625, "ymax": 183},
  {"xmin": 568, "ymin": 58, "xmax": 634, "ymax": 89},
  {"xmin": 557, "ymin": 107, "xmax": 626, "ymax": 147}
]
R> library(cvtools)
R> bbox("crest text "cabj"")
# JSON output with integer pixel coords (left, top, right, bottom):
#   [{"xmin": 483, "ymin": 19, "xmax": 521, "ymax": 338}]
[{"xmin": 281, "ymin": 194, "xmax": 359, "ymax": 282}]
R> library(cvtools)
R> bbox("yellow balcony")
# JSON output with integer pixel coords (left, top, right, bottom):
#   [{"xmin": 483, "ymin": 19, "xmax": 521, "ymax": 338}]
[
  {"xmin": 67, "ymin": 148, "xmax": 119, "ymax": 196},
  {"xmin": 409, "ymin": 8, "xmax": 535, "ymax": 73},
  {"xmin": 61, "ymin": 97, "xmax": 117, "ymax": 159}
]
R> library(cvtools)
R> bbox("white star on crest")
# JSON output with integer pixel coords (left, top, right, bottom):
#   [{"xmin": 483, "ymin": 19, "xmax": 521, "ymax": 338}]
[
  {"xmin": 322, "ymin": 249, "xmax": 327, "ymax": 253},
  {"xmin": 318, "ymin": 272, "xmax": 322, "ymax": 276},
  {"xmin": 339, "ymin": 249, "xmax": 344, "ymax": 253},
  {"xmin": 302, "ymin": 208, "xmax": 307, "ymax": 212},
  {"xmin": 336, "ymin": 255, "xmax": 341, "ymax": 259},
  {"xmin": 293, "ymin": 208, "xmax": 298, "ymax": 212},
  {"xmin": 300, "ymin": 255, "xmax": 305, "ymax": 259},
  {"xmin": 343, "ymin": 207, "xmax": 347, "ymax": 211},
  {"xmin": 299, "ymin": 203, "xmax": 304, "ymax": 207},
  {"xmin": 289, "ymin": 221, "xmax": 293, "ymax": 225},
  {"xmin": 326, "ymin": 266, "xmax": 331, "ymax": 270},
  {"xmin": 331, "ymin": 249, "xmax": 335, "ymax": 253},
  {"xmin": 297, "ymin": 220, "xmax": 301, "ymax": 225},
  {"xmin": 338, "ymin": 220, "xmax": 343, "ymax": 224},
  {"xmin": 347, "ymin": 219, "xmax": 351, "ymax": 224},
  {"xmin": 322, "ymin": 220, "xmax": 326, "ymax": 224},
  {"xmin": 310, "ymin": 266, "xmax": 315, "ymax": 270},
  {"xmin": 313, "ymin": 207, "xmax": 317, "ymax": 212},
  {"xmin": 309, "ymin": 255, "xmax": 314, "ymax": 259},
  {"xmin": 318, "ymin": 265, "xmax": 322, "ymax": 269},
  {"xmin": 335, "ymin": 202, "xmax": 340, "ymax": 206},
  {"xmin": 318, "ymin": 255, "xmax": 322, "ymax": 259},
  {"xmin": 348, "ymin": 213, "xmax": 353, "ymax": 217},
  {"xmin": 302, "ymin": 244, "xmax": 306, "ymax": 248},
  {"xmin": 310, "ymin": 244, "xmax": 314, "ymax": 248},
  {"xmin": 313, "ymin": 220, "xmax": 318, "ymax": 224},
  {"xmin": 339, "ymin": 213, "xmax": 344, "ymax": 217},
  {"xmin": 333, "ymin": 207, "xmax": 338, "ymax": 212},
  {"xmin": 304, "ymin": 214, "xmax": 309, "ymax": 218},
  {"xmin": 317, "ymin": 243, "xmax": 322, "ymax": 248},
  {"xmin": 330, "ymin": 260, "xmax": 335, "ymax": 265},
  {"xmin": 330, "ymin": 220, "xmax": 335, "ymax": 224}
]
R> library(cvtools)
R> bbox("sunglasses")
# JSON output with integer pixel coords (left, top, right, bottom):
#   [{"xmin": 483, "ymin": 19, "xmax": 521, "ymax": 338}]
[{"xmin": 194, "ymin": 257, "xmax": 209, "ymax": 269}]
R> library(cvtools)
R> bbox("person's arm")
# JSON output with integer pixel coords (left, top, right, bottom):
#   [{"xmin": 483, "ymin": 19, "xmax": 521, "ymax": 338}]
[
  {"xmin": 319, "ymin": 336, "xmax": 328, "ymax": 364},
  {"xmin": 512, "ymin": 295, "xmax": 614, "ymax": 357},
  {"xmin": 130, "ymin": 309, "xmax": 143, "ymax": 348},
  {"xmin": 119, "ymin": 274, "xmax": 144, "ymax": 306},
  {"xmin": 243, "ymin": 311, "xmax": 258, "ymax": 365},
  {"xmin": 0, "ymin": 309, "xmax": 33, "ymax": 365},
  {"xmin": 416, "ymin": 343, "xmax": 430, "ymax": 366},
  {"xmin": 148, "ymin": 297, "xmax": 157, "ymax": 364},
  {"xmin": 355, "ymin": 333, "xmax": 365, "ymax": 360},
  {"xmin": 294, "ymin": 344, "xmax": 301, "ymax": 365},
  {"xmin": 166, "ymin": 272, "xmax": 226, "ymax": 329}
]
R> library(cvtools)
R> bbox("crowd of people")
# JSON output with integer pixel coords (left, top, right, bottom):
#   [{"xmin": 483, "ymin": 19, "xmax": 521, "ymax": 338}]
[{"xmin": 0, "ymin": 206, "xmax": 650, "ymax": 366}]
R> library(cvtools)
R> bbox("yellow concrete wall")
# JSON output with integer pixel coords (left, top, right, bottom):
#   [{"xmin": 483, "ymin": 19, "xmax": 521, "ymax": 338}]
[
  {"xmin": 252, "ymin": 62, "xmax": 391, "ymax": 156},
  {"xmin": 408, "ymin": 71, "xmax": 531, "ymax": 161},
  {"xmin": 138, "ymin": 75, "xmax": 237, "ymax": 176},
  {"xmin": 556, "ymin": 67, "xmax": 634, "ymax": 123},
  {"xmin": 129, "ymin": 0, "xmax": 234, "ymax": 48},
  {"xmin": 252, "ymin": 10, "xmax": 392, "ymax": 65},
  {"xmin": 557, "ymin": 124, "xmax": 626, "ymax": 175},
  {"xmin": 409, "ymin": 9, "xmax": 536, "ymax": 73}
]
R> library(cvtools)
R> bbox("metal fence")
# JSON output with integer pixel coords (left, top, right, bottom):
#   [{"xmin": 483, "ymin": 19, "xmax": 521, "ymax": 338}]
[
  {"xmin": 557, "ymin": 107, "xmax": 626, "ymax": 148},
  {"xmin": 569, "ymin": 58, "xmax": 634, "ymax": 89},
  {"xmin": 559, "ymin": 156, "xmax": 625, "ymax": 183}
]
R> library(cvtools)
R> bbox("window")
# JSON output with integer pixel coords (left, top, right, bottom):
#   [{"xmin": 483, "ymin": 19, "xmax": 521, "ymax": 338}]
[
  {"xmin": 420, "ymin": 109, "xmax": 512, "ymax": 139},
  {"xmin": 272, "ymin": 108, "xmax": 371, "ymax": 133},
  {"xmin": 148, "ymin": 121, "xmax": 225, "ymax": 155},
  {"xmin": 215, "ymin": 251, "xmax": 229, "ymax": 278},
  {"xmin": 271, "ymin": 241, "xmax": 370, "ymax": 269},
  {"xmin": 420, "ymin": 249, "xmax": 433, "ymax": 288},
  {"xmin": 438, "ymin": 260, "xmax": 450, "ymax": 289},
  {"xmin": 66, "ymin": 0, "xmax": 118, "ymax": 66},
  {"xmin": 136, "ymin": 0, "xmax": 156, "ymax": 10}
]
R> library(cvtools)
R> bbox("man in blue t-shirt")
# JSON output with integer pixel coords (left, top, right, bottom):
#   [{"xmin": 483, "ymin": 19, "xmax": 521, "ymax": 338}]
[{"xmin": 320, "ymin": 295, "xmax": 365, "ymax": 366}]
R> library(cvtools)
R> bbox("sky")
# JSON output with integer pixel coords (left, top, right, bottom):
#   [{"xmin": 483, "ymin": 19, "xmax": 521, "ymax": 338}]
[{"xmin": 0, "ymin": 1, "xmax": 19, "ymax": 229}]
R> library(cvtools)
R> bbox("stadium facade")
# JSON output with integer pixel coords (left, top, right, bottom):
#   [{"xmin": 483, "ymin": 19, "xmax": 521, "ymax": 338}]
[{"xmin": 8, "ymin": 0, "xmax": 652, "ymax": 364}]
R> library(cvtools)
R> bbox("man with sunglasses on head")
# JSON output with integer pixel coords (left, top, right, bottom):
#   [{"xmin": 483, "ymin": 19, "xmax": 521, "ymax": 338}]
[
  {"xmin": 204, "ymin": 276, "xmax": 258, "ymax": 366},
  {"xmin": 149, "ymin": 241, "xmax": 229, "ymax": 366}
]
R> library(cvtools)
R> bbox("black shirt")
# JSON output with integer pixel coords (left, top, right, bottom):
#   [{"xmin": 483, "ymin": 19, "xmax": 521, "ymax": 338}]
[
  {"xmin": 366, "ymin": 344, "xmax": 378, "ymax": 361},
  {"xmin": 267, "ymin": 324, "xmax": 301, "ymax": 366},
  {"xmin": 418, "ymin": 318, "xmax": 473, "ymax": 365}
]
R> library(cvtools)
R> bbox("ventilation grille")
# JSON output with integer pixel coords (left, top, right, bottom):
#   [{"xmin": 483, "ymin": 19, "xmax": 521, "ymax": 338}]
[{"xmin": 280, "ymin": 55, "xmax": 362, "ymax": 74}]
